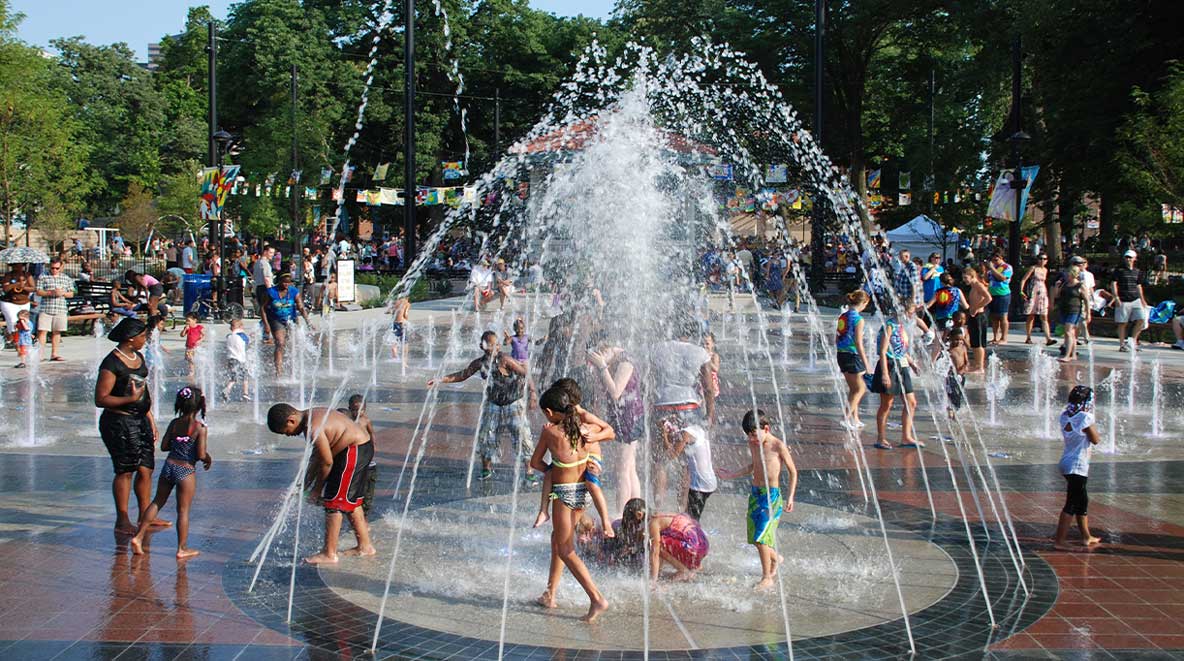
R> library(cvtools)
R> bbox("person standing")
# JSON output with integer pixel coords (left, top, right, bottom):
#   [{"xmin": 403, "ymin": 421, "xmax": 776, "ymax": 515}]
[
  {"xmin": 1110, "ymin": 250, "xmax": 1148, "ymax": 352},
  {"xmin": 1018, "ymin": 253, "xmax": 1054, "ymax": 345},
  {"xmin": 181, "ymin": 240, "xmax": 196, "ymax": 273},
  {"xmin": 835, "ymin": 291, "xmax": 871, "ymax": 429},
  {"xmin": 2, "ymin": 262, "xmax": 36, "ymax": 349},
  {"xmin": 985, "ymin": 251, "xmax": 1013, "ymax": 345},
  {"xmin": 253, "ymin": 245, "xmax": 275, "ymax": 338},
  {"xmin": 1053, "ymin": 266, "xmax": 1089, "ymax": 363},
  {"xmin": 650, "ymin": 322, "xmax": 714, "ymax": 502},
  {"xmin": 962, "ymin": 267, "xmax": 993, "ymax": 373},
  {"xmin": 34, "ymin": 257, "xmax": 74, "ymax": 362},
  {"xmin": 95, "ymin": 317, "xmax": 169, "ymax": 535},
  {"xmin": 263, "ymin": 273, "xmax": 311, "ymax": 374},
  {"xmin": 1071, "ymin": 255, "xmax": 1096, "ymax": 344},
  {"xmin": 921, "ymin": 253, "xmax": 944, "ymax": 310}
]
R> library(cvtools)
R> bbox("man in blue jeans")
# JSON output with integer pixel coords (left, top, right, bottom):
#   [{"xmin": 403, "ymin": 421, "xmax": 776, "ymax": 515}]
[{"xmin": 986, "ymin": 251, "xmax": 1013, "ymax": 345}]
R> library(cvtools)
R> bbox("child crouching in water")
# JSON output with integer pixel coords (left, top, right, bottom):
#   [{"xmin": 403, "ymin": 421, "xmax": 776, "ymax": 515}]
[
  {"xmin": 533, "ymin": 378, "xmax": 615, "ymax": 537},
  {"xmin": 1054, "ymin": 385, "xmax": 1102, "ymax": 551},
  {"xmin": 130, "ymin": 386, "xmax": 212, "ymax": 558}
]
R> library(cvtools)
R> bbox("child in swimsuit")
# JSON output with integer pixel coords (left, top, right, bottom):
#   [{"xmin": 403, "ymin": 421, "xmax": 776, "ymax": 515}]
[
  {"xmin": 14, "ymin": 309, "xmax": 32, "ymax": 367},
  {"xmin": 533, "ymin": 378, "xmax": 615, "ymax": 537},
  {"xmin": 130, "ymin": 386, "xmax": 212, "ymax": 559},
  {"xmin": 504, "ymin": 317, "xmax": 537, "ymax": 402},
  {"xmin": 703, "ymin": 332, "xmax": 721, "ymax": 402},
  {"xmin": 388, "ymin": 296, "xmax": 409, "ymax": 359}
]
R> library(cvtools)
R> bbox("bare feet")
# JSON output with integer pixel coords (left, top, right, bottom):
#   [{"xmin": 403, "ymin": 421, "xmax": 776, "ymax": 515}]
[
  {"xmin": 129, "ymin": 537, "xmax": 144, "ymax": 555},
  {"xmin": 533, "ymin": 511, "xmax": 550, "ymax": 528},
  {"xmin": 581, "ymin": 596, "xmax": 609, "ymax": 623},
  {"xmin": 1057, "ymin": 356, "xmax": 1075, "ymax": 363},
  {"xmin": 114, "ymin": 521, "xmax": 137, "ymax": 535},
  {"xmin": 341, "ymin": 545, "xmax": 377, "ymax": 557},
  {"xmin": 304, "ymin": 552, "xmax": 339, "ymax": 565},
  {"xmin": 149, "ymin": 519, "xmax": 172, "ymax": 528},
  {"xmin": 1084, "ymin": 536, "xmax": 1102, "ymax": 546},
  {"xmin": 176, "ymin": 548, "xmax": 200, "ymax": 559},
  {"xmin": 535, "ymin": 591, "xmax": 558, "ymax": 609},
  {"xmin": 755, "ymin": 576, "xmax": 776, "ymax": 591},
  {"xmin": 602, "ymin": 526, "xmax": 615, "ymax": 539},
  {"xmin": 672, "ymin": 570, "xmax": 695, "ymax": 582}
]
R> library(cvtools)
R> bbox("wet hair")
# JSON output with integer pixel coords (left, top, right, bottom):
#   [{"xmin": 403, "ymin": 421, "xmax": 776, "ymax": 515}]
[
  {"xmin": 539, "ymin": 386, "xmax": 582, "ymax": 451},
  {"xmin": 742, "ymin": 408, "xmax": 772, "ymax": 434},
  {"xmin": 948, "ymin": 328, "xmax": 965, "ymax": 342},
  {"xmin": 551, "ymin": 377, "xmax": 583, "ymax": 405},
  {"xmin": 348, "ymin": 394, "xmax": 364, "ymax": 409},
  {"xmin": 1065, "ymin": 385, "xmax": 1094, "ymax": 417},
  {"xmin": 618, "ymin": 498, "xmax": 649, "ymax": 548},
  {"xmin": 185, "ymin": 312, "xmax": 200, "ymax": 323},
  {"xmin": 267, "ymin": 403, "xmax": 299, "ymax": 433},
  {"xmin": 513, "ymin": 317, "xmax": 525, "ymax": 332},
  {"xmin": 480, "ymin": 330, "xmax": 498, "ymax": 348},
  {"xmin": 147, "ymin": 314, "xmax": 166, "ymax": 330},
  {"xmin": 845, "ymin": 290, "xmax": 870, "ymax": 307},
  {"xmin": 174, "ymin": 385, "xmax": 207, "ymax": 419}
]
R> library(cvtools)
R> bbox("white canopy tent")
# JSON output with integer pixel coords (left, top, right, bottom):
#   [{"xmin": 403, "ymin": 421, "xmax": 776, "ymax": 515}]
[{"xmin": 884, "ymin": 214, "xmax": 958, "ymax": 262}]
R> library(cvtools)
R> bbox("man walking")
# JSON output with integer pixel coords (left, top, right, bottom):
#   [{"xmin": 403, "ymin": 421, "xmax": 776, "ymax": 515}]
[
  {"xmin": 1111, "ymin": 250, "xmax": 1148, "ymax": 352},
  {"xmin": 35, "ymin": 258, "xmax": 74, "ymax": 362}
]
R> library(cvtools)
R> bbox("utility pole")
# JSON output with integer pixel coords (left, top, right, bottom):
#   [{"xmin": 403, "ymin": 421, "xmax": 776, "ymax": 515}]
[
  {"xmin": 206, "ymin": 21, "xmax": 218, "ymax": 249},
  {"xmin": 811, "ymin": 0, "xmax": 826, "ymax": 278},
  {"xmin": 402, "ymin": 0, "xmax": 417, "ymax": 270},
  {"xmin": 291, "ymin": 63, "xmax": 300, "ymax": 275},
  {"xmin": 494, "ymin": 87, "xmax": 501, "ymax": 157},
  {"xmin": 1008, "ymin": 34, "xmax": 1027, "ymax": 322}
]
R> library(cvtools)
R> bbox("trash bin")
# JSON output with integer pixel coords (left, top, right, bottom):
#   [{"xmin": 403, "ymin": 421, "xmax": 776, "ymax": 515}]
[{"xmin": 182, "ymin": 274, "xmax": 213, "ymax": 313}]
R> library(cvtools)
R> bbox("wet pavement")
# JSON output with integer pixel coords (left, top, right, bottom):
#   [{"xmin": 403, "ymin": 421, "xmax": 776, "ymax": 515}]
[{"xmin": 0, "ymin": 296, "xmax": 1182, "ymax": 659}]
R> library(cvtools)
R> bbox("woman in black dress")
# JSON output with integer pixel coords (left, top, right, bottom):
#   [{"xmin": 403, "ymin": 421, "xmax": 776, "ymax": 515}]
[{"xmin": 94, "ymin": 318, "xmax": 168, "ymax": 534}]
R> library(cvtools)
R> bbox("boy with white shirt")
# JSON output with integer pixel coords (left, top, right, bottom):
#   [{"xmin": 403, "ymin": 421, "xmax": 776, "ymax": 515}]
[
  {"xmin": 222, "ymin": 318, "xmax": 251, "ymax": 401},
  {"xmin": 669, "ymin": 423, "xmax": 717, "ymax": 520}
]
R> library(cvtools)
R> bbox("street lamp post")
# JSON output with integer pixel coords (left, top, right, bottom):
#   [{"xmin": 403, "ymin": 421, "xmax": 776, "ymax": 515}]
[{"xmin": 1007, "ymin": 130, "xmax": 1030, "ymax": 320}]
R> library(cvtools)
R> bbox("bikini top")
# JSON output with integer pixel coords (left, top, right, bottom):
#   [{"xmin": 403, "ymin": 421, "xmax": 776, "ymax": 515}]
[
  {"xmin": 552, "ymin": 454, "xmax": 588, "ymax": 469},
  {"xmin": 166, "ymin": 419, "xmax": 203, "ymax": 464}
]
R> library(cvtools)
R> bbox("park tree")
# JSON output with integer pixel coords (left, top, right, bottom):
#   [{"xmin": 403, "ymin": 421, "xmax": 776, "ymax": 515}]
[
  {"xmin": 1116, "ymin": 63, "xmax": 1184, "ymax": 217},
  {"xmin": 115, "ymin": 182, "xmax": 156, "ymax": 255},
  {"xmin": 154, "ymin": 7, "xmax": 219, "ymax": 175},
  {"xmin": 155, "ymin": 162, "xmax": 202, "ymax": 235},
  {"xmin": 0, "ymin": 1, "xmax": 89, "ymax": 244},
  {"xmin": 53, "ymin": 37, "xmax": 167, "ymax": 215}
]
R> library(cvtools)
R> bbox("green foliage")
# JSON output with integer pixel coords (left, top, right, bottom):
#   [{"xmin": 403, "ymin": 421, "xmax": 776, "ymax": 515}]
[
  {"xmin": 155, "ymin": 162, "xmax": 202, "ymax": 235},
  {"xmin": 1117, "ymin": 63, "xmax": 1184, "ymax": 210},
  {"xmin": 116, "ymin": 182, "xmax": 157, "ymax": 251}
]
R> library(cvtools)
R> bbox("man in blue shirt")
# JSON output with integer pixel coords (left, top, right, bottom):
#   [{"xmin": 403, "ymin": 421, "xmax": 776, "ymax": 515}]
[{"xmin": 263, "ymin": 273, "xmax": 311, "ymax": 374}]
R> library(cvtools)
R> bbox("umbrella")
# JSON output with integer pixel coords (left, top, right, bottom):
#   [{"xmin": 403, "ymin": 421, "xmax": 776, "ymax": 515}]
[{"xmin": 0, "ymin": 246, "xmax": 50, "ymax": 264}]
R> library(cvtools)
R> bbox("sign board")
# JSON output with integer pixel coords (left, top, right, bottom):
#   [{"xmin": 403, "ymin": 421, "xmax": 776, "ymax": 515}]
[{"xmin": 337, "ymin": 260, "xmax": 356, "ymax": 303}]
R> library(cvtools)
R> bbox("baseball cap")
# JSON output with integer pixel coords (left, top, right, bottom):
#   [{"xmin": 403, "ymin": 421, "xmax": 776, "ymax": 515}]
[
  {"xmin": 1069, "ymin": 256, "xmax": 1086, "ymax": 265},
  {"xmin": 1123, "ymin": 250, "xmax": 1137, "ymax": 258}
]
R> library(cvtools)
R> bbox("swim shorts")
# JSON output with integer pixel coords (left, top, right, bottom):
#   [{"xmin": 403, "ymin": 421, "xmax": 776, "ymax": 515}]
[
  {"xmin": 392, "ymin": 321, "xmax": 404, "ymax": 340},
  {"xmin": 747, "ymin": 485, "xmax": 783, "ymax": 546},
  {"xmin": 99, "ymin": 412, "xmax": 155, "ymax": 475},
  {"xmin": 322, "ymin": 442, "xmax": 374, "ymax": 513}
]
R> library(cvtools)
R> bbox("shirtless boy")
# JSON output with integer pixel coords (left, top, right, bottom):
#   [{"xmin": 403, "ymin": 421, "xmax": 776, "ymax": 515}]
[
  {"xmin": 717, "ymin": 409, "xmax": 798, "ymax": 590},
  {"xmin": 389, "ymin": 296, "xmax": 410, "ymax": 359},
  {"xmin": 267, "ymin": 403, "xmax": 376, "ymax": 564},
  {"xmin": 962, "ymin": 267, "xmax": 993, "ymax": 373}
]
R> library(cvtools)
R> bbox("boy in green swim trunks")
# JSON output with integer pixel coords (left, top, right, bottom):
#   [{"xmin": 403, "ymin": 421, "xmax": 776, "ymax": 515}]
[{"xmin": 717, "ymin": 409, "xmax": 798, "ymax": 590}]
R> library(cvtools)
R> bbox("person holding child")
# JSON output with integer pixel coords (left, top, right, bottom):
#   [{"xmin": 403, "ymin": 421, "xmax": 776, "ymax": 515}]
[{"xmin": 129, "ymin": 386, "xmax": 212, "ymax": 558}]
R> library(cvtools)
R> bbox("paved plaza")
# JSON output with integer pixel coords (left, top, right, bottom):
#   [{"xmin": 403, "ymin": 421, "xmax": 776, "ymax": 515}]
[{"xmin": 0, "ymin": 297, "xmax": 1182, "ymax": 660}]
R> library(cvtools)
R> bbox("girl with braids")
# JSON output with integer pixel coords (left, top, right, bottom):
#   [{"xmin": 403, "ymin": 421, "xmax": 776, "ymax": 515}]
[
  {"xmin": 130, "ymin": 386, "xmax": 213, "ymax": 559},
  {"xmin": 529, "ymin": 385, "xmax": 609, "ymax": 622}
]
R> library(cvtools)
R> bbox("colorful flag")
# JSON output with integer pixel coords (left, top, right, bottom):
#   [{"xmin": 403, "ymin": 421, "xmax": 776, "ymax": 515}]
[
  {"xmin": 707, "ymin": 163, "xmax": 734, "ymax": 180},
  {"xmin": 365, "ymin": 190, "xmax": 382, "ymax": 206},
  {"xmin": 304, "ymin": 187, "xmax": 316, "ymax": 199},
  {"xmin": 373, "ymin": 163, "xmax": 390, "ymax": 181},
  {"xmin": 867, "ymin": 169, "xmax": 882, "ymax": 190},
  {"xmin": 287, "ymin": 170, "xmax": 302, "ymax": 185},
  {"xmin": 332, "ymin": 188, "xmax": 343, "ymax": 202},
  {"xmin": 199, "ymin": 165, "xmax": 240, "ymax": 220},
  {"xmin": 898, "ymin": 171, "xmax": 911, "ymax": 191},
  {"xmin": 343, "ymin": 166, "xmax": 355, "ymax": 184},
  {"xmin": 783, "ymin": 189, "xmax": 803, "ymax": 209},
  {"xmin": 379, "ymin": 188, "xmax": 401, "ymax": 205},
  {"xmin": 355, "ymin": 190, "xmax": 366, "ymax": 203},
  {"xmin": 463, "ymin": 186, "xmax": 477, "ymax": 205},
  {"xmin": 441, "ymin": 161, "xmax": 464, "ymax": 181},
  {"xmin": 986, "ymin": 166, "xmax": 1040, "ymax": 221},
  {"xmin": 424, "ymin": 188, "xmax": 443, "ymax": 205},
  {"xmin": 899, "ymin": 192, "xmax": 912, "ymax": 206},
  {"xmin": 765, "ymin": 164, "xmax": 788, "ymax": 183},
  {"xmin": 444, "ymin": 187, "xmax": 463, "ymax": 207},
  {"xmin": 254, "ymin": 184, "xmax": 261, "ymax": 197},
  {"xmin": 319, "ymin": 168, "xmax": 333, "ymax": 186}
]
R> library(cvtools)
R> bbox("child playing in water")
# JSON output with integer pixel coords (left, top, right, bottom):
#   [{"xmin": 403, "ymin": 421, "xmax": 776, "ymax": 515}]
[
  {"xmin": 388, "ymin": 296, "xmax": 410, "ymax": 359},
  {"xmin": 702, "ymin": 332, "xmax": 721, "ymax": 423},
  {"xmin": 667, "ymin": 421, "xmax": 716, "ymax": 520},
  {"xmin": 871, "ymin": 307, "xmax": 921, "ymax": 449},
  {"xmin": 716, "ymin": 409, "xmax": 797, "ymax": 590},
  {"xmin": 145, "ymin": 314, "xmax": 170, "ymax": 371},
  {"xmin": 130, "ymin": 386, "xmax": 212, "ymax": 558},
  {"xmin": 504, "ymin": 317, "xmax": 537, "ymax": 402},
  {"xmin": 944, "ymin": 328, "xmax": 969, "ymax": 420},
  {"xmin": 533, "ymin": 378, "xmax": 615, "ymax": 537},
  {"xmin": 13, "ymin": 309, "xmax": 32, "ymax": 367},
  {"xmin": 1054, "ymin": 385, "xmax": 1102, "ymax": 551},
  {"xmin": 180, "ymin": 313, "xmax": 205, "ymax": 379},
  {"xmin": 267, "ymin": 403, "xmax": 376, "ymax": 564},
  {"xmin": 222, "ymin": 318, "xmax": 250, "ymax": 401}
]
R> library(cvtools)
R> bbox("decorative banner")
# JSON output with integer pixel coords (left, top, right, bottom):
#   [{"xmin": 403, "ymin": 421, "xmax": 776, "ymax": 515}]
[
  {"xmin": 898, "ymin": 171, "xmax": 911, "ymax": 190},
  {"xmin": 332, "ymin": 188, "xmax": 343, "ymax": 202},
  {"xmin": 986, "ymin": 165, "xmax": 1040, "ymax": 221},
  {"xmin": 899, "ymin": 192, "xmax": 912, "ymax": 206},
  {"xmin": 444, "ymin": 187, "xmax": 463, "ymax": 207},
  {"xmin": 707, "ymin": 163, "xmax": 734, "ymax": 180},
  {"xmin": 355, "ymin": 190, "xmax": 366, "ymax": 203},
  {"xmin": 365, "ymin": 190, "xmax": 382, "ymax": 206},
  {"xmin": 287, "ymin": 170, "xmax": 302, "ymax": 185},
  {"xmin": 424, "ymin": 188, "xmax": 443, "ymax": 205},
  {"xmin": 304, "ymin": 187, "xmax": 316, "ymax": 199},
  {"xmin": 463, "ymin": 186, "xmax": 477, "ymax": 205},
  {"xmin": 1162, "ymin": 204, "xmax": 1183, "ymax": 223},
  {"xmin": 254, "ymin": 184, "xmax": 261, "ymax": 197},
  {"xmin": 379, "ymin": 188, "xmax": 401, "ymax": 205},
  {"xmin": 336, "ymin": 260, "xmax": 355, "ymax": 303},
  {"xmin": 867, "ymin": 193, "xmax": 884, "ymax": 213},
  {"xmin": 765, "ymin": 163, "xmax": 788, "ymax": 184},
  {"xmin": 441, "ymin": 161, "xmax": 464, "ymax": 180},
  {"xmin": 284, "ymin": 186, "xmax": 291, "ymax": 198},
  {"xmin": 373, "ymin": 163, "xmax": 389, "ymax": 181},
  {"xmin": 342, "ymin": 166, "xmax": 356, "ymax": 183},
  {"xmin": 782, "ymin": 189, "xmax": 802, "ymax": 209},
  {"xmin": 867, "ymin": 169, "xmax": 882, "ymax": 190},
  {"xmin": 319, "ymin": 168, "xmax": 333, "ymax": 186},
  {"xmin": 199, "ymin": 165, "xmax": 240, "ymax": 220},
  {"xmin": 264, "ymin": 173, "xmax": 276, "ymax": 187}
]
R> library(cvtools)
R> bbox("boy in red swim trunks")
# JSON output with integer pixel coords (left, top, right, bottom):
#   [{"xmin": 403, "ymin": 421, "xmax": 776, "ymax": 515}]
[{"xmin": 268, "ymin": 403, "xmax": 376, "ymax": 564}]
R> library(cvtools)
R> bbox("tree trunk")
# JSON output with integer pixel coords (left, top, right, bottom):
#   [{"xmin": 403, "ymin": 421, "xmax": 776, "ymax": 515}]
[
  {"xmin": 1043, "ymin": 196, "xmax": 1062, "ymax": 264},
  {"xmin": 1058, "ymin": 185, "xmax": 1076, "ymax": 258},
  {"xmin": 1099, "ymin": 190, "xmax": 1116, "ymax": 247}
]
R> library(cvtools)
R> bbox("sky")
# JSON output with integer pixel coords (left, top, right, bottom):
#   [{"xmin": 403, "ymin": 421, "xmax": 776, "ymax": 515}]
[{"xmin": 10, "ymin": 0, "xmax": 615, "ymax": 61}]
